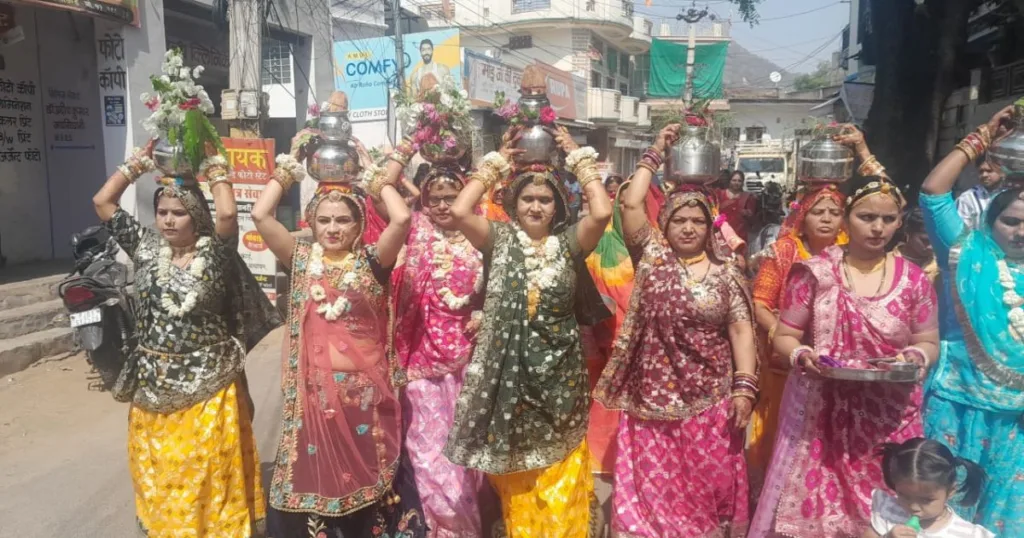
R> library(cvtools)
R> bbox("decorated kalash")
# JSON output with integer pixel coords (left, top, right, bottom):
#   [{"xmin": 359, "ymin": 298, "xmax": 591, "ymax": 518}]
[
  {"xmin": 247, "ymin": 91, "xmax": 431, "ymax": 537},
  {"xmin": 92, "ymin": 48, "xmax": 281, "ymax": 537}
]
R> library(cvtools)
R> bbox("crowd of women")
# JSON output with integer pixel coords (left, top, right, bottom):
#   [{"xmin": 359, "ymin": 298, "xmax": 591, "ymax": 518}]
[{"xmin": 91, "ymin": 63, "xmax": 1024, "ymax": 537}]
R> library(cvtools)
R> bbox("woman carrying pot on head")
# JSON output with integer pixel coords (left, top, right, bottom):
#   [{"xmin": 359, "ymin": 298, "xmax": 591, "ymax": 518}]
[
  {"xmin": 92, "ymin": 136, "xmax": 281, "ymax": 535},
  {"xmin": 252, "ymin": 121, "xmax": 427, "ymax": 536},
  {"xmin": 442, "ymin": 70, "xmax": 613, "ymax": 537},
  {"xmin": 919, "ymin": 105, "xmax": 1024, "ymax": 534},
  {"xmin": 747, "ymin": 168, "xmax": 940, "ymax": 536},
  {"xmin": 746, "ymin": 130, "xmax": 862, "ymax": 496},
  {"xmin": 388, "ymin": 74, "xmax": 490, "ymax": 538},
  {"xmin": 593, "ymin": 124, "xmax": 758, "ymax": 537}
]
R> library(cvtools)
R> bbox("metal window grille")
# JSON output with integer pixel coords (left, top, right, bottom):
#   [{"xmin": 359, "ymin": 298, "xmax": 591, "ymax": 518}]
[
  {"xmin": 512, "ymin": 0, "xmax": 550, "ymax": 14},
  {"xmin": 262, "ymin": 38, "xmax": 292, "ymax": 85}
]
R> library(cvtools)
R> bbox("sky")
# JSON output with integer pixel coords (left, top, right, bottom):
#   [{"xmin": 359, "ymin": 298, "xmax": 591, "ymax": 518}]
[{"xmin": 635, "ymin": 0, "xmax": 852, "ymax": 74}]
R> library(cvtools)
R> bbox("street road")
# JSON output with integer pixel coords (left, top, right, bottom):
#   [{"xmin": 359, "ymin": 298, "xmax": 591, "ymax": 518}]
[{"xmin": 0, "ymin": 329, "xmax": 286, "ymax": 538}]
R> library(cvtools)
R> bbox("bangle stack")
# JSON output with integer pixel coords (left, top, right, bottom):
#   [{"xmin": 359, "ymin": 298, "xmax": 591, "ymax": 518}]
[
  {"xmin": 637, "ymin": 146, "xmax": 664, "ymax": 175},
  {"xmin": 955, "ymin": 125, "xmax": 992, "ymax": 162},
  {"xmin": 789, "ymin": 345, "xmax": 814, "ymax": 370},
  {"xmin": 117, "ymin": 149, "xmax": 156, "ymax": 183},
  {"xmin": 566, "ymin": 147, "xmax": 601, "ymax": 189},
  {"xmin": 856, "ymin": 154, "xmax": 887, "ymax": 178},
  {"xmin": 475, "ymin": 152, "xmax": 511, "ymax": 191},
  {"xmin": 273, "ymin": 154, "xmax": 306, "ymax": 191},
  {"xmin": 361, "ymin": 163, "xmax": 390, "ymax": 201},
  {"xmin": 199, "ymin": 155, "xmax": 231, "ymax": 189},
  {"xmin": 732, "ymin": 372, "xmax": 760, "ymax": 403},
  {"xmin": 388, "ymin": 138, "xmax": 417, "ymax": 168}
]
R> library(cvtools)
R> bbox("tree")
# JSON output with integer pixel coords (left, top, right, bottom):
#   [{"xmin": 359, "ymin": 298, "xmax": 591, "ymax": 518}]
[
  {"xmin": 793, "ymin": 61, "xmax": 834, "ymax": 91},
  {"xmin": 862, "ymin": 0, "xmax": 981, "ymax": 197}
]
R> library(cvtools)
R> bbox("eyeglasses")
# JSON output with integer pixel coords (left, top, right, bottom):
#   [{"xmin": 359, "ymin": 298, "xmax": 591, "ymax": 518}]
[{"xmin": 425, "ymin": 196, "xmax": 458, "ymax": 208}]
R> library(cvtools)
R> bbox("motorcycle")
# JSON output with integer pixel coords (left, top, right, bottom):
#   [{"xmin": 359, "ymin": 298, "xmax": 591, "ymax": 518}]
[{"xmin": 58, "ymin": 226, "xmax": 136, "ymax": 390}]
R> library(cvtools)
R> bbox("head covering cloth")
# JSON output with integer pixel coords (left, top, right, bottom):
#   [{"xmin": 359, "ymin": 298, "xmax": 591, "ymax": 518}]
[
  {"xmin": 657, "ymin": 184, "xmax": 734, "ymax": 262},
  {"xmin": 304, "ymin": 183, "xmax": 369, "ymax": 247},
  {"xmin": 778, "ymin": 183, "xmax": 849, "ymax": 244}
]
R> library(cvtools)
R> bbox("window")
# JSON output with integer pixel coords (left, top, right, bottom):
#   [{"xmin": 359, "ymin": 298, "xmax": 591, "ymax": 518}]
[
  {"xmin": 262, "ymin": 38, "xmax": 292, "ymax": 85},
  {"xmin": 619, "ymin": 82, "xmax": 628, "ymax": 95},
  {"xmin": 607, "ymin": 48, "xmax": 617, "ymax": 73},
  {"xmin": 590, "ymin": 35, "xmax": 604, "ymax": 65},
  {"xmin": 508, "ymin": 35, "xmax": 533, "ymax": 50},
  {"xmin": 591, "ymin": 70, "xmax": 601, "ymax": 88},
  {"xmin": 606, "ymin": 77, "xmax": 615, "ymax": 90},
  {"xmin": 745, "ymin": 126, "xmax": 766, "ymax": 142},
  {"xmin": 585, "ymin": 0, "xmax": 595, "ymax": 10},
  {"xmin": 619, "ymin": 52, "xmax": 629, "ymax": 77},
  {"xmin": 512, "ymin": 0, "xmax": 550, "ymax": 14},
  {"xmin": 621, "ymin": 0, "xmax": 633, "ymax": 17},
  {"xmin": 724, "ymin": 127, "xmax": 740, "ymax": 141}
]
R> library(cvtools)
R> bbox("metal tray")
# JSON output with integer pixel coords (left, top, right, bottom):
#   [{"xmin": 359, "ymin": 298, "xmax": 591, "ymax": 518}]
[{"xmin": 820, "ymin": 362, "xmax": 919, "ymax": 383}]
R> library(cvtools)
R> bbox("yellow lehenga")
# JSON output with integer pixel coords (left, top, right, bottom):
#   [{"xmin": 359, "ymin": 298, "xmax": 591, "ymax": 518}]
[
  {"xmin": 488, "ymin": 442, "xmax": 594, "ymax": 538},
  {"xmin": 129, "ymin": 381, "xmax": 264, "ymax": 536},
  {"xmin": 105, "ymin": 203, "xmax": 278, "ymax": 538}
]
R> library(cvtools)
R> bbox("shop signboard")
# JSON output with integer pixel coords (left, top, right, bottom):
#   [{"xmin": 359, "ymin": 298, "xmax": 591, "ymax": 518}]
[
  {"xmin": 333, "ymin": 29, "xmax": 462, "ymax": 123},
  {"xmin": 465, "ymin": 51, "xmax": 522, "ymax": 107},
  {"xmin": 17, "ymin": 0, "xmax": 139, "ymax": 26},
  {"xmin": 202, "ymin": 138, "xmax": 278, "ymax": 301},
  {"xmin": 531, "ymin": 61, "xmax": 587, "ymax": 122}
]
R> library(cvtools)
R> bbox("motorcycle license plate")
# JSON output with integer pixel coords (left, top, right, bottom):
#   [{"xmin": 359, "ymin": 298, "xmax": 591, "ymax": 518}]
[{"xmin": 70, "ymin": 308, "xmax": 102, "ymax": 328}]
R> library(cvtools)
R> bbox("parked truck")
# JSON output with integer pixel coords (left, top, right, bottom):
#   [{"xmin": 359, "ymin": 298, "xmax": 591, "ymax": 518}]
[{"xmin": 731, "ymin": 139, "xmax": 797, "ymax": 194}]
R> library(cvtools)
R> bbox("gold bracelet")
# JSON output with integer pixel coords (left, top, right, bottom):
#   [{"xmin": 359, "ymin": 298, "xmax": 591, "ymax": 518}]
[
  {"xmin": 474, "ymin": 166, "xmax": 500, "ymax": 191},
  {"xmin": 976, "ymin": 124, "xmax": 992, "ymax": 146},
  {"xmin": 208, "ymin": 176, "xmax": 232, "ymax": 189},
  {"xmin": 577, "ymin": 163, "xmax": 602, "ymax": 189},
  {"xmin": 857, "ymin": 155, "xmax": 886, "ymax": 177},
  {"xmin": 272, "ymin": 167, "xmax": 296, "ymax": 191},
  {"xmin": 955, "ymin": 142, "xmax": 978, "ymax": 163},
  {"xmin": 388, "ymin": 152, "xmax": 410, "ymax": 168},
  {"xmin": 367, "ymin": 168, "xmax": 391, "ymax": 200},
  {"xmin": 636, "ymin": 161, "xmax": 657, "ymax": 176}
]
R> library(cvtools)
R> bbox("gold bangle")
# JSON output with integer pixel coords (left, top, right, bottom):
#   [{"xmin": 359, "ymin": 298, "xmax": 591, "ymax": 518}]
[
  {"xmin": 367, "ymin": 168, "xmax": 391, "ymax": 200},
  {"xmin": 577, "ymin": 164, "xmax": 602, "ymax": 189},
  {"xmin": 955, "ymin": 142, "xmax": 978, "ymax": 163},
  {"xmin": 857, "ymin": 155, "xmax": 886, "ymax": 177},
  {"xmin": 388, "ymin": 152, "xmax": 410, "ymax": 168},
  {"xmin": 208, "ymin": 176, "xmax": 232, "ymax": 189},
  {"xmin": 474, "ymin": 166, "xmax": 499, "ymax": 191},
  {"xmin": 636, "ymin": 161, "xmax": 657, "ymax": 176},
  {"xmin": 272, "ymin": 167, "xmax": 296, "ymax": 191},
  {"xmin": 117, "ymin": 164, "xmax": 137, "ymax": 182},
  {"xmin": 976, "ymin": 124, "xmax": 992, "ymax": 146}
]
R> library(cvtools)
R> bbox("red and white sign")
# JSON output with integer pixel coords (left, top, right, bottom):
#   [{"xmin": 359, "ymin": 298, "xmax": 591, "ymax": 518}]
[{"xmin": 532, "ymin": 62, "xmax": 588, "ymax": 122}]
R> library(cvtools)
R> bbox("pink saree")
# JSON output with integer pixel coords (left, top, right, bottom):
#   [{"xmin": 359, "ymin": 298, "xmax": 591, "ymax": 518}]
[
  {"xmin": 395, "ymin": 212, "xmax": 487, "ymax": 538},
  {"xmin": 269, "ymin": 242, "xmax": 404, "ymax": 518},
  {"xmin": 748, "ymin": 247, "xmax": 938, "ymax": 538}
]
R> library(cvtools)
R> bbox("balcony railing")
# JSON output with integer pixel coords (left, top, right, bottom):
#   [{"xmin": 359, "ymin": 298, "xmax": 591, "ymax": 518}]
[
  {"xmin": 511, "ymin": 0, "xmax": 551, "ymax": 15},
  {"xmin": 588, "ymin": 87, "xmax": 622, "ymax": 121},
  {"xmin": 620, "ymin": 95, "xmax": 639, "ymax": 124}
]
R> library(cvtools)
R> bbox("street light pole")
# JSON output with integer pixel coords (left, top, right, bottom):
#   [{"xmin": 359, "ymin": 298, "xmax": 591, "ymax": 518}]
[{"xmin": 677, "ymin": 2, "xmax": 711, "ymax": 109}]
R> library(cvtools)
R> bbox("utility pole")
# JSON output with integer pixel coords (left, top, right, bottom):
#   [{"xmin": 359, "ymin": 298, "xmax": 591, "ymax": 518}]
[
  {"xmin": 677, "ymin": 2, "xmax": 710, "ymax": 109},
  {"xmin": 388, "ymin": 0, "xmax": 405, "ymax": 145},
  {"xmin": 228, "ymin": 0, "xmax": 263, "ymax": 138}
]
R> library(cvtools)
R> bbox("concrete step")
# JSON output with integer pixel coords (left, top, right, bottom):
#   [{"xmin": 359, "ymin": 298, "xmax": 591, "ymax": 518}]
[
  {"xmin": 0, "ymin": 327, "xmax": 77, "ymax": 377},
  {"xmin": 0, "ymin": 299, "xmax": 68, "ymax": 340},
  {"xmin": 0, "ymin": 274, "xmax": 65, "ymax": 311}
]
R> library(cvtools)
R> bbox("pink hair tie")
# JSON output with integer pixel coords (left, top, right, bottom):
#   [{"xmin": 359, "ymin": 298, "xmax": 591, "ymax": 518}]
[
  {"xmin": 789, "ymin": 201, "xmax": 800, "ymax": 212},
  {"xmin": 713, "ymin": 214, "xmax": 727, "ymax": 229}
]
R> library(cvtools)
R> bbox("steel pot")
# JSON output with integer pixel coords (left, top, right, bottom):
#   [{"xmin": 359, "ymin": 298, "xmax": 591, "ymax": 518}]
[
  {"xmin": 798, "ymin": 134, "xmax": 854, "ymax": 184},
  {"xmin": 421, "ymin": 142, "xmax": 469, "ymax": 165},
  {"xmin": 665, "ymin": 125, "xmax": 721, "ymax": 184},
  {"xmin": 308, "ymin": 141, "xmax": 360, "ymax": 183},
  {"xmin": 515, "ymin": 125, "xmax": 557, "ymax": 165},
  {"xmin": 318, "ymin": 111, "xmax": 353, "ymax": 142},
  {"xmin": 989, "ymin": 104, "xmax": 1024, "ymax": 177},
  {"xmin": 152, "ymin": 137, "xmax": 193, "ymax": 177}
]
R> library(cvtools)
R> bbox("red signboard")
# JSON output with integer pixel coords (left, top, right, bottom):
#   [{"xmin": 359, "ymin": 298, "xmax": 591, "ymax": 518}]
[{"xmin": 533, "ymin": 61, "xmax": 582, "ymax": 121}]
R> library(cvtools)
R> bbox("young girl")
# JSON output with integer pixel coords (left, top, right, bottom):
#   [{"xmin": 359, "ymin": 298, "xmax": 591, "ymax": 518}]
[{"xmin": 864, "ymin": 438, "xmax": 995, "ymax": 538}]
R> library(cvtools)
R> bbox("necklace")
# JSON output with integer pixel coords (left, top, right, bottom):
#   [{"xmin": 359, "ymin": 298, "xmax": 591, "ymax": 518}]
[
  {"xmin": 997, "ymin": 259, "xmax": 1024, "ymax": 343},
  {"xmin": 843, "ymin": 253, "xmax": 888, "ymax": 297},
  {"xmin": 157, "ymin": 237, "xmax": 211, "ymax": 317},
  {"xmin": 845, "ymin": 254, "xmax": 886, "ymax": 274},
  {"xmin": 430, "ymin": 229, "xmax": 483, "ymax": 311},
  {"xmin": 308, "ymin": 243, "xmax": 359, "ymax": 321},
  {"xmin": 677, "ymin": 251, "xmax": 707, "ymax": 266},
  {"xmin": 516, "ymin": 228, "xmax": 566, "ymax": 319}
]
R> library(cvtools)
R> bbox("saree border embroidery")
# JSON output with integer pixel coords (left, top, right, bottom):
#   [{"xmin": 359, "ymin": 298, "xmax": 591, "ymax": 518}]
[
  {"xmin": 949, "ymin": 238, "xmax": 1024, "ymax": 391},
  {"xmin": 131, "ymin": 339, "xmax": 245, "ymax": 413},
  {"xmin": 269, "ymin": 241, "xmax": 400, "ymax": 517}
]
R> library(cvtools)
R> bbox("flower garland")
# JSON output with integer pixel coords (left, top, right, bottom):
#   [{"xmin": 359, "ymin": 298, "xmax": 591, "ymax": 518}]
[
  {"xmin": 430, "ymin": 231, "xmax": 483, "ymax": 311},
  {"xmin": 394, "ymin": 74, "xmax": 473, "ymax": 155},
  {"xmin": 140, "ymin": 48, "xmax": 226, "ymax": 172},
  {"xmin": 308, "ymin": 243, "xmax": 359, "ymax": 321},
  {"xmin": 516, "ymin": 228, "xmax": 566, "ymax": 318},
  {"xmin": 493, "ymin": 91, "xmax": 557, "ymax": 126},
  {"xmin": 157, "ymin": 236, "xmax": 211, "ymax": 317},
  {"xmin": 997, "ymin": 260, "xmax": 1024, "ymax": 343}
]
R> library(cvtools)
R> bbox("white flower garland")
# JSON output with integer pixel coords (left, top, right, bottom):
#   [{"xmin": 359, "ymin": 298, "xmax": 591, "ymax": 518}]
[
  {"xmin": 516, "ymin": 228, "xmax": 565, "ymax": 299},
  {"xmin": 565, "ymin": 146, "xmax": 599, "ymax": 172},
  {"xmin": 275, "ymin": 153, "xmax": 306, "ymax": 183},
  {"xmin": 157, "ymin": 236, "xmax": 211, "ymax": 317},
  {"xmin": 481, "ymin": 151, "xmax": 511, "ymax": 177},
  {"xmin": 308, "ymin": 243, "xmax": 359, "ymax": 321},
  {"xmin": 997, "ymin": 260, "xmax": 1024, "ymax": 343},
  {"xmin": 430, "ymin": 231, "xmax": 483, "ymax": 311}
]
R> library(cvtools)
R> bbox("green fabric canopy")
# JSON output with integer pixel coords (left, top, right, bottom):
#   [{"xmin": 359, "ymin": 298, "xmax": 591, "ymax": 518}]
[{"xmin": 648, "ymin": 39, "xmax": 728, "ymax": 99}]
